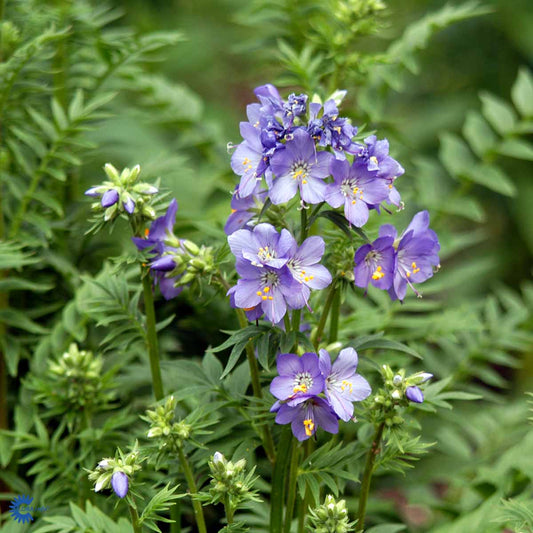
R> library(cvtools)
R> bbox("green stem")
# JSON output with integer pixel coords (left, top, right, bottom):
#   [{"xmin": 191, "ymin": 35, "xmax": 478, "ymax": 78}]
[
  {"xmin": 300, "ymin": 206, "xmax": 308, "ymax": 242},
  {"xmin": 170, "ymin": 502, "xmax": 181, "ymax": 533},
  {"xmin": 313, "ymin": 281, "xmax": 338, "ymax": 350},
  {"xmin": 296, "ymin": 439, "xmax": 313, "ymax": 533},
  {"xmin": 328, "ymin": 285, "xmax": 341, "ymax": 344},
  {"xmin": 128, "ymin": 504, "xmax": 142, "ymax": 533},
  {"xmin": 177, "ymin": 445, "xmax": 207, "ymax": 533},
  {"xmin": 283, "ymin": 438, "xmax": 300, "ymax": 533},
  {"xmin": 224, "ymin": 494, "xmax": 234, "ymax": 525},
  {"xmin": 270, "ymin": 426, "xmax": 293, "ymax": 533},
  {"xmin": 356, "ymin": 422, "xmax": 385, "ymax": 532},
  {"xmin": 141, "ymin": 269, "xmax": 164, "ymax": 401},
  {"xmin": 234, "ymin": 306, "xmax": 276, "ymax": 462}
]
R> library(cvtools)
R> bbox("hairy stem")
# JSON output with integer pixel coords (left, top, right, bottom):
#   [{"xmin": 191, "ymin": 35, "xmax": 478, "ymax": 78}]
[
  {"xmin": 177, "ymin": 445, "xmax": 207, "ymax": 533},
  {"xmin": 283, "ymin": 438, "xmax": 301, "ymax": 533},
  {"xmin": 141, "ymin": 269, "xmax": 164, "ymax": 401},
  {"xmin": 313, "ymin": 281, "xmax": 338, "ymax": 350},
  {"xmin": 224, "ymin": 494, "xmax": 234, "ymax": 525},
  {"xmin": 356, "ymin": 422, "xmax": 385, "ymax": 532}
]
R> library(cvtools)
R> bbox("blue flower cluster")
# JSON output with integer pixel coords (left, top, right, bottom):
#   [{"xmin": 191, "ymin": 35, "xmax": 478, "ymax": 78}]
[
  {"xmin": 270, "ymin": 348, "xmax": 371, "ymax": 441},
  {"xmin": 227, "ymin": 223, "xmax": 332, "ymax": 323},
  {"xmin": 228, "ymin": 85, "xmax": 440, "ymax": 301}
]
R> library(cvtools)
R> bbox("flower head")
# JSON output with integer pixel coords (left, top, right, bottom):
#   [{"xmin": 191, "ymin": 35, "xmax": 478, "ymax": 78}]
[
  {"xmin": 269, "ymin": 129, "xmax": 333, "ymax": 205},
  {"xmin": 270, "ymin": 352, "xmax": 325, "ymax": 405},
  {"xmin": 318, "ymin": 348, "xmax": 371, "ymax": 421}
]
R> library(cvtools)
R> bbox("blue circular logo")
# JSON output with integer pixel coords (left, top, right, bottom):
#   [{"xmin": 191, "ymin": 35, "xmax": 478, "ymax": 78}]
[{"xmin": 9, "ymin": 494, "xmax": 34, "ymax": 524}]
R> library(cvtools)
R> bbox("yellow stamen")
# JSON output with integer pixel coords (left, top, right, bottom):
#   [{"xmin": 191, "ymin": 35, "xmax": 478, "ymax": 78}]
[
  {"xmin": 341, "ymin": 380, "xmax": 353, "ymax": 393},
  {"xmin": 303, "ymin": 419, "xmax": 315, "ymax": 436},
  {"xmin": 231, "ymin": 208, "xmax": 237, "ymax": 214},
  {"xmin": 263, "ymin": 286, "xmax": 270, "ymax": 293},
  {"xmin": 242, "ymin": 157, "xmax": 251, "ymax": 166},
  {"xmin": 293, "ymin": 384, "xmax": 308, "ymax": 394},
  {"xmin": 372, "ymin": 266, "xmax": 385, "ymax": 280},
  {"xmin": 144, "ymin": 228, "xmax": 150, "ymax": 238},
  {"xmin": 256, "ymin": 291, "xmax": 263, "ymax": 296},
  {"xmin": 370, "ymin": 156, "xmax": 378, "ymax": 166}
]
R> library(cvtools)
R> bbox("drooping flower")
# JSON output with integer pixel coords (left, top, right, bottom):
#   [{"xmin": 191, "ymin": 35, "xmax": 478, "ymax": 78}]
[
  {"xmin": 318, "ymin": 348, "xmax": 371, "ymax": 421},
  {"xmin": 111, "ymin": 471, "xmax": 129, "ymax": 499},
  {"xmin": 353, "ymin": 236, "xmax": 396, "ymax": 291},
  {"xmin": 269, "ymin": 129, "xmax": 333, "ymax": 205},
  {"xmin": 325, "ymin": 158, "xmax": 390, "ymax": 227},
  {"xmin": 228, "ymin": 223, "xmax": 294, "ymax": 269},
  {"xmin": 379, "ymin": 211, "xmax": 440, "ymax": 300},
  {"xmin": 274, "ymin": 396, "xmax": 339, "ymax": 441},
  {"xmin": 224, "ymin": 184, "xmax": 267, "ymax": 235},
  {"xmin": 405, "ymin": 386, "xmax": 424, "ymax": 403},
  {"xmin": 270, "ymin": 352, "xmax": 325, "ymax": 405}
]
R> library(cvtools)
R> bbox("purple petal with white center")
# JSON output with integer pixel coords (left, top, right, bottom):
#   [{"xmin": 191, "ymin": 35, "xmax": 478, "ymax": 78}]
[{"xmin": 111, "ymin": 471, "xmax": 129, "ymax": 498}]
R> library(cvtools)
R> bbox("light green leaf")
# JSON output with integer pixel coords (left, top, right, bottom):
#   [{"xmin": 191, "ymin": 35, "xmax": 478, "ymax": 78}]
[
  {"xmin": 480, "ymin": 91, "xmax": 517, "ymax": 135},
  {"xmin": 496, "ymin": 138, "xmax": 533, "ymax": 161},
  {"xmin": 468, "ymin": 164, "xmax": 516, "ymax": 196},
  {"xmin": 511, "ymin": 67, "xmax": 533, "ymax": 117},
  {"xmin": 462, "ymin": 111, "xmax": 497, "ymax": 158},
  {"xmin": 438, "ymin": 132, "xmax": 476, "ymax": 177}
]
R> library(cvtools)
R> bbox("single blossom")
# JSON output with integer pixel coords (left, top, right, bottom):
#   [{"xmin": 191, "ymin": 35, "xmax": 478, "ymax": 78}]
[
  {"xmin": 228, "ymin": 223, "xmax": 293, "ymax": 269},
  {"xmin": 111, "ymin": 471, "xmax": 129, "ymax": 498},
  {"xmin": 275, "ymin": 396, "xmax": 339, "ymax": 441},
  {"xmin": 379, "ymin": 211, "xmax": 440, "ymax": 300},
  {"xmin": 325, "ymin": 158, "xmax": 390, "ymax": 227},
  {"xmin": 231, "ymin": 123, "xmax": 265, "ymax": 198},
  {"xmin": 270, "ymin": 352, "xmax": 325, "ymax": 405},
  {"xmin": 353, "ymin": 236, "xmax": 396, "ymax": 291},
  {"xmin": 229, "ymin": 260, "xmax": 304, "ymax": 323},
  {"xmin": 269, "ymin": 129, "xmax": 333, "ymax": 205},
  {"xmin": 318, "ymin": 348, "xmax": 371, "ymax": 421},
  {"xmin": 405, "ymin": 386, "xmax": 424, "ymax": 403},
  {"xmin": 224, "ymin": 184, "xmax": 266, "ymax": 235}
]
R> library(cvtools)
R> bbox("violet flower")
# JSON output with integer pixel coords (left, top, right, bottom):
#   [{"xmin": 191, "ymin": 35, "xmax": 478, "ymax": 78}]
[
  {"xmin": 231, "ymin": 123, "xmax": 265, "ymax": 198},
  {"xmin": 111, "ymin": 471, "xmax": 129, "ymax": 498},
  {"xmin": 406, "ymin": 386, "xmax": 424, "ymax": 403},
  {"xmin": 318, "ymin": 348, "xmax": 371, "ymax": 421},
  {"xmin": 353, "ymin": 236, "xmax": 396, "ymax": 291},
  {"xmin": 101, "ymin": 189, "xmax": 119, "ymax": 208},
  {"xmin": 270, "ymin": 352, "xmax": 325, "ymax": 405},
  {"xmin": 269, "ymin": 129, "xmax": 333, "ymax": 205},
  {"xmin": 228, "ymin": 223, "xmax": 294, "ymax": 269},
  {"xmin": 325, "ymin": 158, "xmax": 390, "ymax": 227},
  {"xmin": 275, "ymin": 397, "xmax": 339, "ymax": 441},
  {"xmin": 379, "ymin": 210, "xmax": 440, "ymax": 301},
  {"xmin": 224, "ymin": 184, "xmax": 267, "ymax": 235}
]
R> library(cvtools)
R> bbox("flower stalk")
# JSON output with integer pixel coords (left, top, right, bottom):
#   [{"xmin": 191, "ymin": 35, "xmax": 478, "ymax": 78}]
[
  {"xmin": 356, "ymin": 421, "xmax": 385, "ymax": 532},
  {"xmin": 141, "ymin": 268, "xmax": 164, "ymax": 401},
  {"xmin": 128, "ymin": 503, "xmax": 142, "ymax": 533},
  {"xmin": 283, "ymin": 437, "xmax": 301, "ymax": 533},
  {"xmin": 313, "ymin": 281, "xmax": 338, "ymax": 350}
]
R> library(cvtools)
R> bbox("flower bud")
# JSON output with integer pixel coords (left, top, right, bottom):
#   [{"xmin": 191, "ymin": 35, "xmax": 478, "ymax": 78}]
[
  {"xmin": 182, "ymin": 240, "xmax": 200, "ymax": 256},
  {"xmin": 406, "ymin": 386, "xmax": 424, "ymax": 403},
  {"xmin": 111, "ymin": 471, "xmax": 129, "ymax": 498},
  {"xmin": 101, "ymin": 189, "xmax": 119, "ymax": 208},
  {"xmin": 104, "ymin": 163, "xmax": 120, "ymax": 181}
]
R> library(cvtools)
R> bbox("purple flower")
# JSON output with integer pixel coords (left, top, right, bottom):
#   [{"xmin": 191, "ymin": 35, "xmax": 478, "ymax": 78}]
[
  {"xmin": 229, "ymin": 260, "xmax": 303, "ymax": 323},
  {"xmin": 228, "ymin": 223, "xmax": 294, "ymax": 269},
  {"xmin": 353, "ymin": 236, "xmax": 396, "ymax": 291},
  {"xmin": 356, "ymin": 135, "xmax": 405, "ymax": 206},
  {"xmin": 132, "ymin": 199, "xmax": 183, "ymax": 300},
  {"xmin": 286, "ymin": 235, "xmax": 332, "ymax": 296},
  {"xmin": 111, "ymin": 471, "xmax": 129, "ymax": 498},
  {"xmin": 318, "ymin": 348, "xmax": 371, "ymax": 421},
  {"xmin": 101, "ymin": 189, "xmax": 119, "ymax": 208},
  {"xmin": 284, "ymin": 93, "xmax": 308, "ymax": 121},
  {"xmin": 231, "ymin": 123, "xmax": 265, "ymax": 198},
  {"xmin": 405, "ymin": 386, "xmax": 424, "ymax": 403},
  {"xmin": 325, "ymin": 158, "xmax": 390, "ymax": 227},
  {"xmin": 379, "ymin": 211, "xmax": 440, "ymax": 300},
  {"xmin": 307, "ymin": 100, "xmax": 360, "ymax": 159},
  {"xmin": 269, "ymin": 129, "xmax": 333, "ymax": 205},
  {"xmin": 270, "ymin": 352, "xmax": 325, "ymax": 405},
  {"xmin": 224, "ymin": 184, "xmax": 267, "ymax": 235},
  {"xmin": 275, "ymin": 397, "xmax": 339, "ymax": 441},
  {"xmin": 123, "ymin": 195, "xmax": 135, "ymax": 214}
]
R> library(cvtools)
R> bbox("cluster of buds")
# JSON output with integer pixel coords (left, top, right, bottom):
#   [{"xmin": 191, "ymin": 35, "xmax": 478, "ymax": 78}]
[
  {"xmin": 31, "ymin": 343, "xmax": 113, "ymax": 417},
  {"xmin": 85, "ymin": 163, "xmax": 158, "ymax": 221},
  {"xmin": 306, "ymin": 494, "xmax": 356, "ymax": 533},
  {"xmin": 88, "ymin": 443, "xmax": 142, "ymax": 499},
  {"xmin": 143, "ymin": 396, "xmax": 192, "ymax": 449},
  {"xmin": 371, "ymin": 365, "xmax": 433, "ymax": 426},
  {"xmin": 204, "ymin": 452, "xmax": 260, "ymax": 513}
]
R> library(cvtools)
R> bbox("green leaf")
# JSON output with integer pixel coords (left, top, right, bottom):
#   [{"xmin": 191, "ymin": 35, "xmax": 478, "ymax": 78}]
[
  {"xmin": 438, "ymin": 132, "xmax": 476, "ymax": 177},
  {"xmin": 51, "ymin": 98, "xmax": 68, "ymax": 130},
  {"xmin": 462, "ymin": 111, "xmax": 497, "ymax": 158},
  {"xmin": 511, "ymin": 67, "xmax": 533, "ymax": 117},
  {"xmin": 366, "ymin": 525, "xmax": 407, "ymax": 533},
  {"xmin": 468, "ymin": 164, "xmax": 516, "ymax": 196},
  {"xmin": 0, "ymin": 308, "xmax": 48, "ymax": 334},
  {"xmin": 496, "ymin": 138, "xmax": 533, "ymax": 161},
  {"xmin": 480, "ymin": 91, "xmax": 517, "ymax": 135},
  {"xmin": 351, "ymin": 334, "xmax": 422, "ymax": 359}
]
